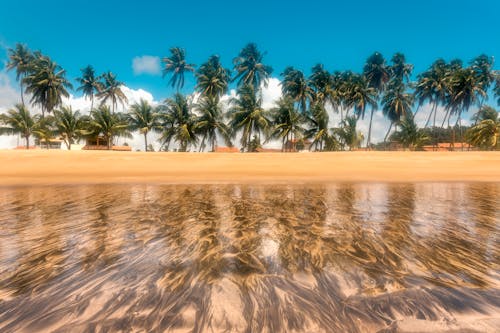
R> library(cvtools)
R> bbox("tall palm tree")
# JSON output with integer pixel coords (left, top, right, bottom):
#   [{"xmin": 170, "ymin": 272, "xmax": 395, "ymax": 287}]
[
  {"xmin": 24, "ymin": 53, "xmax": 72, "ymax": 118},
  {"xmin": 309, "ymin": 64, "xmax": 333, "ymax": 106},
  {"xmin": 0, "ymin": 104, "xmax": 39, "ymax": 149},
  {"xmin": 414, "ymin": 59, "xmax": 449, "ymax": 128},
  {"xmin": 268, "ymin": 96, "xmax": 305, "ymax": 151},
  {"xmin": 85, "ymin": 105, "xmax": 130, "ymax": 149},
  {"xmin": 389, "ymin": 53, "xmax": 413, "ymax": 85},
  {"xmin": 232, "ymin": 43, "xmax": 273, "ymax": 90},
  {"xmin": 382, "ymin": 81, "xmax": 414, "ymax": 142},
  {"xmin": 363, "ymin": 52, "xmax": 389, "ymax": 148},
  {"xmin": 228, "ymin": 84, "xmax": 270, "ymax": 151},
  {"xmin": 195, "ymin": 55, "xmax": 230, "ymax": 99},
  {"xmin": 76, "ymin": 65, "xmax": 102, "ymax": 111},
  {"xmin": 6, "ymin": 43, "xmax": 34, "ymax": 106},
  {"xmin": 53, "ymin": 106, "xmax": 85, "ymax": 150},
  {"xmin": 162, "ymin": 47, "xmax": 195, "ymax": 91},
  {"xmin": 465, "ymin": 106, "xmax": 499, "ymax": 150},
  {"xmin": 194, "ymin": 96, "xmax": 232, "ymax": 151},
  {"xmin": 97, "ymin": 71, "xmax": 128, "ymax": 113},
  {"xmin": 160, "ymin": 93, "xmax": 198, "ymax": 151},
  {"xmin": 470, "ymin": 55, "xmax": 494, "ymax": 107},
  {"xmin": 281, "ymin": 66, "xmax": 313, "ymax": 113},
  {"xmin": 494, "ymin": 71, "xmax": 500, "ymax": 106},
  {"xmin": 127, "ymin": 99, "xmax": 162, "ymax": 151},
  {"xmin": 347, "ymin": 74, "xmax": 377, "ymax": 127}
]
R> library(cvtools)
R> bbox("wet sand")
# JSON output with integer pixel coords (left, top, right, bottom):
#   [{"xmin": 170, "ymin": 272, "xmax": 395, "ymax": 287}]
[{"xmin": 0, "ymin": 150, "xmax": 499, "ymax": 185}]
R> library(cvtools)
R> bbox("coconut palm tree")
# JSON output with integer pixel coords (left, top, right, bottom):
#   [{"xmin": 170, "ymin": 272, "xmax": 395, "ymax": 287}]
[
  {"xmin": 232, "ymin": 43, "xmax": 273, "ymax": 90},
  {"xmin": 160, "ymin": 93, "xmax": 198, "ymax": 151},
  {"xmin": 304, "ymin": 103, "xmax": 330, "ymax": 151},
  {"xmin": 85, "ymin": 105, "xmax": 130, "ymax": 149},
  {"xmin": 228, "ymin": 84, "xmax": 270, "ymax": 151},
  {"xmin": 281, "ymin": 67, "xmax": 313, "ymax": 114},
  {"xmin": 194, "ymin": 96, "xmax": 232, "ymax": 151},
  {"xmin": 24, "ymin": 53, "xmax": 72, "ymax": 118},
  {"xmin": 470, "ymin": 55, "xmax": 494, "ymax": 107},
  {"xmin": 76, "ymin": 65, "xmax": 102, "ymax": 111},
  {"xmin": 309, "ymin": 64, "xmax": 333, "ymax": 107},
  {"xmin": 494, "ymin": 72, "xmax": 500, "ymax": 106},
  {"xmin": 382, "ymin": 81, "xmax": 414, "ymax": 142},
  {"xmin": 363, "ymin": 52, "xmax": 389, "ymax": 148},
  {"xmin": 414, "ymin": 59, "xmax": 449, "ymax": 128},
  {"xmin": 195, "ymin": 55, "xmax": 230, "ymax": 99},
  {"xmin": 346, "ymin": 74, "xmax": 377, "ymax": 140},
  {"xmin": 390, "ymin": 113, "xmax": 429, "ymax": 150},
  {"xmin": 389, "ymin": 53, "xmax": 413, "ymax": 85},
  {"xmin": 465, "ymin": 106, "xmax": 499, "ymax": 150},
  {"xmin": 53, "ymin": 106, "xmax": 85, "ymax": 150},
  {"xmin": 6, "ymin": 43, "xmax": 34, "ymax": 106},
  {"xmin": 0, "ymin": 104, "xmax": 40, "ymax": 149},
  {"xmin": 97, "ymin": 71, "xmax": 128, "ymax": 113},
  {"xmin": 33, "ymin": 115, "xmax": 57, "ymax": 149},
  {"xmin": 162, "ymin": 47, "xmax": 195, "ymax": 91},
  {"xmin": 127, "ymin": 99, "xmax": 162, "ymax": 151},
  {"xmin": 334, "ymin": 116, "xmax": 364, "ymax": 151},
  {"xmin": 268, "ymin": 96, "xmax": 305, "ymax": 151}
]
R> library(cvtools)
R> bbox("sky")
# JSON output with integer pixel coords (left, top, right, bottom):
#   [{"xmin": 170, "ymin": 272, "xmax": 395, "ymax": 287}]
[{"xmin": 0, "ymin": 0, "xmax": 499, "ymax": 149}]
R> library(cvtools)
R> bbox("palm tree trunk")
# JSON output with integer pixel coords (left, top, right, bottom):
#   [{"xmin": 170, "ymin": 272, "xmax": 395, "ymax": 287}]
[
  {"xmin": 25, "ymin": 135, "xmax": 29, "ymax": 150},
  {"xmin": 441, "ymin": 108, "xmax": 451, "ymax": 128},
  {"xmin": 424, "ymin": 103, "xmax": 435, "ymax": 128},
  {"xmin": 212, "ymin": 137, "xmax": 216, "ymax": 152},
  {"xmin": 413, "ymin": 104, "xmax": 421, "ymax": 117},
  {"xmin": 366, "ymin": 108, "xmax": 375, "ymax": 149},
  {"xmin": 90, "ymin": 94, "xmax": 94, "ymax": 112},
  {"xmin": 107, "ymin": 136, "xmax": 111, "ymax": 150},
  {"xmin": 384, "ymin": 122, "xmax": 393, "ymax": 145},
  {"xmin": 144, "ymin": 132, "xmax": 148, "ymax": 152},
  {"xmin": 20, "ymin": 80, "xmax": 25, "ymax": 106}
]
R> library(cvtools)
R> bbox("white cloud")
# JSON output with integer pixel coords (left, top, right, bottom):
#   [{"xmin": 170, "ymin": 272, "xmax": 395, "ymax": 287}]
[{"xmin": 132, "ymin": 55, "xmax": 161, "ymax": 76}]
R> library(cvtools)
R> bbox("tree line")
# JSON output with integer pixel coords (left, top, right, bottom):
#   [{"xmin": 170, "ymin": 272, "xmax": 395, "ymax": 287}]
[{"xmin": 1, "ymin": 43, "xmax": 499, "ymax": 151}]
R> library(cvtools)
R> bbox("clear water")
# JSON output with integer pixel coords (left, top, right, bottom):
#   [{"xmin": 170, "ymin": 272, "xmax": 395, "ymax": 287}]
[{"xmin": 0, "ymin": 183, "xmax": 499, "ymax": 332}]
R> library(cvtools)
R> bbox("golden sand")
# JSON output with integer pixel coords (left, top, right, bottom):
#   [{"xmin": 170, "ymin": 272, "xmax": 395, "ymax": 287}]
[{"xmin": 0, "ymin": 150, "xmax": 499, "ymax": 185}]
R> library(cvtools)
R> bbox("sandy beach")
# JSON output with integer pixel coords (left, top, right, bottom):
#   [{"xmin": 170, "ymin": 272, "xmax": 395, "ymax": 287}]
[{"xmin": 0, "ymin": 150, "xmax": 499, "ymax": 185}]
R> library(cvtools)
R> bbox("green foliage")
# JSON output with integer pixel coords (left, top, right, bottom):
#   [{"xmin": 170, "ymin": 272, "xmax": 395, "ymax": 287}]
[
  {"xmin": 0, "ymin": 104, "xmax": 40, "ymax": 149},
  {"xmin": 162, "ymin": 47, "xmax": 195, "ymax": 91},
  {"xmin": 127, "ymin": 99, "xmax": 162, "ymax": 151},
  {"xmin": 195, "ymin": 55, "xmax": 230, "ymax": 99},
  {"xmin": 232, "ymin": 43, "xmax": 272, "ymax": 90},
  {"xmin": 53, "ymin": 106, "xmax": 85, "ymax": 150},
  {"xmin": 84, "ymin": 105, "xmax": 131, "ymax": 149},
  {"xmin": 97, "ymin": 72, "xmax": 127, "ymax": 113},
  {"xmin": 390, "ymin": 114, "xmax": 429, "ymax": 150}
]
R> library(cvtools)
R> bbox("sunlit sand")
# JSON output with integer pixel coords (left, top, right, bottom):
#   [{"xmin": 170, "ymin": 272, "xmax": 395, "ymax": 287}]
[{"xmin": 0, "ymin": 150, "xmax": 499, "ymax": 186}]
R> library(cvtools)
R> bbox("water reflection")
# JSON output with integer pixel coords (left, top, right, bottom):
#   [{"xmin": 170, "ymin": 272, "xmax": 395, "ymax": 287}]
[{"xmin": 0, "ymin": 183, "xmax": 498, "ymax": 332}]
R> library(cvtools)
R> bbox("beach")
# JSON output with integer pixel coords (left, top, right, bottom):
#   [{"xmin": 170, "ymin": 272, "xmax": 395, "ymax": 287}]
[{"xmin": 0, "ymin": 150, "xmax": 499, "ymax": 185}]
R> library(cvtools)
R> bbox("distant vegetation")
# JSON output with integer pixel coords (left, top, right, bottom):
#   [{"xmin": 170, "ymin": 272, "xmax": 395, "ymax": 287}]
[{"xmin": 1, "ymin": 43, "xmax": 499, "ymax": 151}]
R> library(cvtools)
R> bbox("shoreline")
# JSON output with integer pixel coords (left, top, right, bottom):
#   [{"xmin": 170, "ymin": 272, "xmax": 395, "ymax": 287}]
[{"xmin": 1, "ymin": 150, "xmax": 499, "ymax": 186}]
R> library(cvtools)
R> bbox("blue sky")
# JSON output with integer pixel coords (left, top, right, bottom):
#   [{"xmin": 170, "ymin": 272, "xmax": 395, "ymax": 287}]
[{"xmin": 0, "ymin": 0, "xmax": 499, "ymax": 101}]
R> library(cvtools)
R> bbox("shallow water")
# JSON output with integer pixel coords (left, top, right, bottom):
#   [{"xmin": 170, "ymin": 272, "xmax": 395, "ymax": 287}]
[{"xmin": 0, "ymin": 183, "xmax": 499, "ymax": 332}]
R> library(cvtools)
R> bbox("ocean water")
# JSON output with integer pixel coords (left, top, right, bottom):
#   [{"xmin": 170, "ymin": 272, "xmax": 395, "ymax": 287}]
[{"xmin": 0, "ymin": 183, "xmax": 498, "ymax": 332}]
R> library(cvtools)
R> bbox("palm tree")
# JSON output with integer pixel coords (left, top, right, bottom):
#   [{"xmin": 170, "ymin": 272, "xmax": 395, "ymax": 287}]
[
  {"xmin": 85, "ymin": 105, "xmax": 130, "ymax": 149},
  {"xmin": 232, "ymin": 43, "xmax": 273, "ymax": 90},
  {"xmin": 494, "ymin": 72, "xmax": 500, "ymax": 106},
  {"xmin": 389, "ymin": 53, "xmax": 413, "ymax": 85},
  {"xmin": 347, "ymin": 74, "xmax": 377, "ymax": 123},
  {"xmin": 415, "ymin": 59, "xmax": 451, "ymax": 127},
  {"xmin": 309, "ymin": 64, "xmax": 333, "ymax": 106},
  {"xmin": 382, "ymin": 81, "xmax": 414, "ymax": 142},
  {"xmin": 194, "ymin": 96, "xmax": 232, "ymax": 151},
  {"xmin": 304, "ymin": 103, "xmax": 330, "ymax": 151},
  {"xmin": 228, "ymin": 84, "xmax": 270, "ymax": 151},
  {"xmin": 195, "ymin": 55, "xmax": 230, "ymax": 99},
  {"xmin": 24, "ymin": 53, "xmax": 72, "ymax": 118},
  {"xmin": 281, "ymin": 66, "xmax": 313, "ymax": 114},
  {"xmin": 162, "ymin": 47, "xmax": 195, "ymax": 91},
  {"xmin": 160, "ymin": 93, "xmax": 198, "ymax": 151},
  {"xmin": 127, "ymin": 99, "xmax": 162, "ymax": 151},
  {"xmin": 465, "ymin": 106, "xmax": 499, "ymax": 150},
  {"xmin": 33, "ymin": 115, "xmax": 57, "ymax": 149},
  {"xmin": 97, "ymin": 71, "xmax": 128, "ymax": 113},
  {"xmin": 268, "ymin": 96, "xmax": 305, "ymax": 151},
  {"xmin": 363, "ymin": 52, "xmax": 390, "ymax": 148},
  {"xmin": 76, "ymin": 65, "xmax": 102, "ymax": 111},
  {"xmin": 470, "ymin": 55, "xmax": 494, "ymax": 107},
  {"xmin": 0, "ymin": 104, "xmax": 40, "ymax": 149},
  {"xmin": 53, "ymin": 106, "xmax": 85, "ymax": 150},
  {"xmin": 6, "ymin": 43, "xmax": 34, "ymax": 106},
  {"xmin": 334, "ymin": 116, "xmax": 364, "ymax": 151},
  {"xmin": 390, "ymin": 113, "xmax": 429, "ymax": 150}
]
